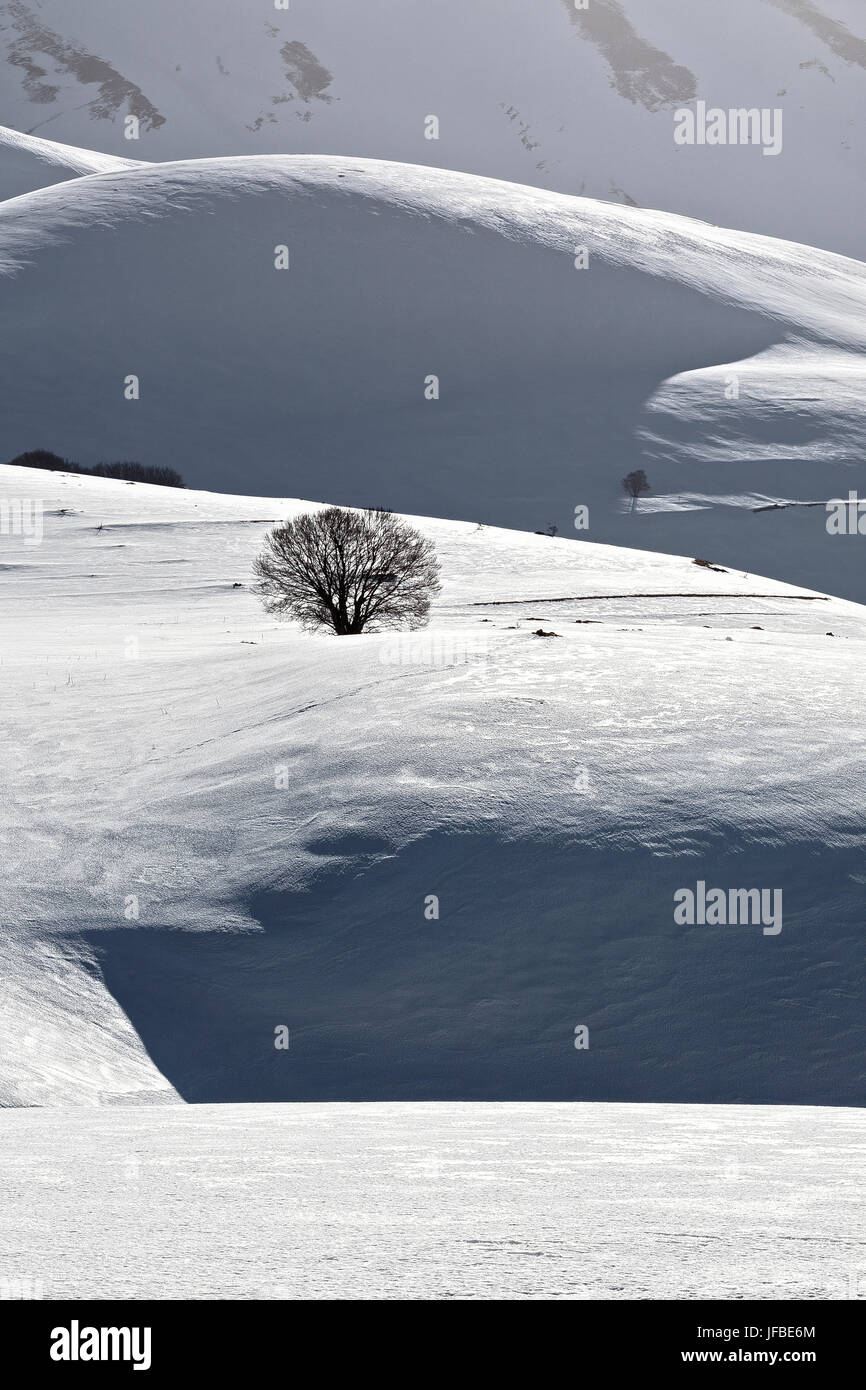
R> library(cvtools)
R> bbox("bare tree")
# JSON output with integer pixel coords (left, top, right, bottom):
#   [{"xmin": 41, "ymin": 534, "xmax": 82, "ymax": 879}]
[
  {"xmin": 253, "ymin": 507, "xmax": 441, "ymax": 635},
  {"xmin": 622, "ymin": 469, "xmax": 650, "ymax": 510}
]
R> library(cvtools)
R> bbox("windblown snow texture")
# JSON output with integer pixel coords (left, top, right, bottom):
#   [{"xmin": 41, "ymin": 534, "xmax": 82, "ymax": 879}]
[
  {"xmin": 3, "ymin": 1102, "xmax": 863, "ymax": 1299},
  {"xmin": 1, "ymin": 154, "xmax": 866, "ymax": 600},
  {"xmin": 1, "ymin": 468, "xmax": 863, "ymax": 1105},
  {"xmin": 1, "ymin": 5, "xmax": 865, "ymax": 1113},
  {"xmin": 1, "ymin": 0, "xmax": 865, "ymax": 254}
]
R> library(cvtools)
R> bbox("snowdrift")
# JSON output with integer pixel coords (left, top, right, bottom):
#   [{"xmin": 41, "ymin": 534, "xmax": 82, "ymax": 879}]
[
  {"xmin": 1, "ymin": 154, "xmax": 866, "ymax": 600},
  {"xmin": 1, "ymin": 0, "xmax": 864, "ymax": 254},
  {"xmin": 5, "ymin": 1103, "xmax": 864, "ymax": 1299},
  {"xmin": 0, "ymin": 125, "xmax": 143, "ymax": 200},
  {"xmin": 1, "ymin": 467, "xmax": 864, "ymax": 1105}
]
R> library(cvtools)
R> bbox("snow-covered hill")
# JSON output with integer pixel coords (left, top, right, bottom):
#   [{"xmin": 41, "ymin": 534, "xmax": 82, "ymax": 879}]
[
  {"xmin": 0, "ymin": 124, "xmax": 142, "ymax": 199},
  {"xmin": 1, "ymin": 467, "xmax": 864, "ymax": 1106},
  {"xmin": 1, "ymin": 154, "xmax": 865, "ymax": 601},
  {"xmin": 1, "ymin": 0, "xmax": 865, "ymax": 255}
]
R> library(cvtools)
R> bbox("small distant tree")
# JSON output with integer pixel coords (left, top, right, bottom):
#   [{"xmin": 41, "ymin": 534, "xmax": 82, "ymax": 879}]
[
  {"xmin": 622, "ymin": 469, "xmax": 650, "ymax": 510},
  {"xmin": 253, "ymin": 506, "xmax": 441, "ymax": 636}
]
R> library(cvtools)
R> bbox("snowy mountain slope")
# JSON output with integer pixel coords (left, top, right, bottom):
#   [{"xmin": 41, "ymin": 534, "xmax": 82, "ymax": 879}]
[
  {"xmin": 0, "ymin": 0, "xmax": 865, "ymax": 255},
  {"xmin": 0, "ymin": 125, "xmax": 143, "ymax": 199},
  {"xmin": 1, "ymin": 466, "xmax": 864, "ymax": 1105},
  {"xmin": 1, "ymin": 154, "xmax": 866, "ymax": 600}
]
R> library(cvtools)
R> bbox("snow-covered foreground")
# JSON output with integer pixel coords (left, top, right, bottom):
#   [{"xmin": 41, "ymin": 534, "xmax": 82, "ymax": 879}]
[
  {"xmin": 1, "ymin": 1102, "xmax": 863, "ymax": 1300},
  {"xmin": 1, "ymin": 467, "xmax": 864, "ymax": 1108},
  {"xmin": 2, "ymin": 150, "xmax": 866, "ymax": 600}
]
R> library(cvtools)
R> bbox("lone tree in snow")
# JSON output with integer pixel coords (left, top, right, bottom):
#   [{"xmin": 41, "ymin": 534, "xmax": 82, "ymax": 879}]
[
  {"xmin": 252, "ymin": 506, "xmax": 441, "ymax": 636},
  {"xmin": 622, "ymin": 469, "xmax": 650, "ymax": 510}
]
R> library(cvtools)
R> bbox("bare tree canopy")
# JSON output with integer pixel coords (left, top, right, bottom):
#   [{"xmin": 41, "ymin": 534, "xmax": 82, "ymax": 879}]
[{"xmin": 253, "ymin": 507, "xmax": 441, "ymax": 635}]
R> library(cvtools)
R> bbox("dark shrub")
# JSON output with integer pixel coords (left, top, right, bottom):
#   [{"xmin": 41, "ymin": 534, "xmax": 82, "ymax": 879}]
[{"xmin": 6, "ymin": 452, "xmax": 185, "ymax": 488}]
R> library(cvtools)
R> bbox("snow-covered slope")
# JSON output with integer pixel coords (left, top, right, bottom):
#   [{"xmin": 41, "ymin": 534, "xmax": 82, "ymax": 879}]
[
  {"xmin": 1, "ymin": 155, "xmax": 865, "ymax": 600},
  {"xmin": 5, "ymin": 1103, "xmax": 864, "ymax": 1299},
  {"xmin": 1, "ymin": 466, "xmax": 864, "ymax": 1105},
  {"xmin": 0, "ymin": 125, "xmax": 143, "ymax": 199},
  {"xmin": 1, "ymin": 0, "xmax": 865, "ymax": 255}
]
